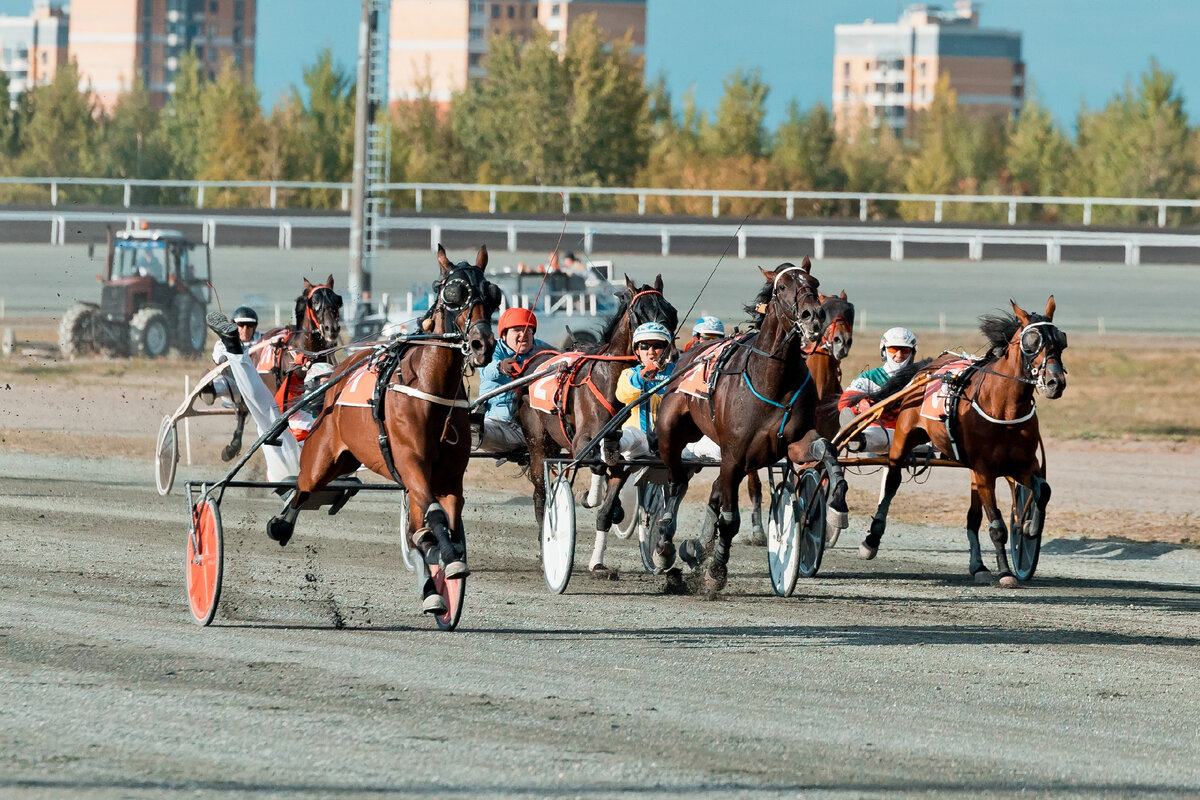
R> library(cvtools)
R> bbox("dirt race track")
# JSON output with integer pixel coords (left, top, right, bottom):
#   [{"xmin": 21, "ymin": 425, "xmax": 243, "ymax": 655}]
[{"xmin": 2, "ymin": 427, "xmax": 1199, "ymax": 798}]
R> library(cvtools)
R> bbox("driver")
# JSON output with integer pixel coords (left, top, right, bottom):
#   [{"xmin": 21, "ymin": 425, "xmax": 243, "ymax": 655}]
[
  {"xmin": 614, "ymin": 322, "xmax": 675, "ymax": 460},
  {"xmin": 203, "ymin": 306, "xmax": 261, "ymax": 405},
  {"xmin": 838, "ymin": 326, "xmax": 918, "ymax": 454},
  {"xmin": 683, "ymin": 316, "xmax": 725, "ymax": 351},
  {"xmin": 471, "ymin": 307, "xmax": 554, "ymax": 454}
]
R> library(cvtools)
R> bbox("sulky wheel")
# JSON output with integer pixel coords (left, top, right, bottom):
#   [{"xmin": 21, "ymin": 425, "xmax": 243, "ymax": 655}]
[
  {"xmin": 766, "ymin": 475, "xmax": 800, "ymax": 597},
  {"xmin": 155, "ymin": 415, "xmax": 179, "ymax": 496},
  {"xmin": 612, "ymin": 477, "xmax": 638, "ymax": 540},
  {"xmin": 428, "ymin": 539, "xmax": 467, "ymax": 632},
  {"xmin": 186, "ymin": 498, "xmax": 224, "ymax": 626},
  {"xmin": 637, "ymin": 483, "xmax": 667, "ymax": 575},
  {"xmin": 398, "ymin": 489, "xmax": 422, "ymax": 573},
  {"xmin": 541, "ymin": 473, "xmax": 576, "ymax": 594},
  {"xmin": 1009, "ymin": 477, "xmax": 1046, "ymax": 582},
  {"xmin": 795, "ymin": 467, "xmax": 828, "ymax": 579}
]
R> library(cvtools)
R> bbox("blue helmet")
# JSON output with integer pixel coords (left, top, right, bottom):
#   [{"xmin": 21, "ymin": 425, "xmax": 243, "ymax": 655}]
[
  {"xmin": 692, "ymin": 316, "xmax": 725, "ymax": 337},
  {"xmin": 632, "ymin": 321, "xmax": 672, "ymax": 345}
]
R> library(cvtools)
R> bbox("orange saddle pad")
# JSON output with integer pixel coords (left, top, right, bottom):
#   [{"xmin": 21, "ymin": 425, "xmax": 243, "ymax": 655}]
[
  {"xmin": 335, "ymin": 362, "xmax": 380, "ymax": 408},
  {"xmin": 919, "ymin": 359, "xmax": 973, "ymax": 420},
  {"xmin": 677, "ymin": 339, "xmax": 736, "ymax": 399},
  {"xmin": 528, "ymin": 353, "xmax": 582, "ymax": 414}
]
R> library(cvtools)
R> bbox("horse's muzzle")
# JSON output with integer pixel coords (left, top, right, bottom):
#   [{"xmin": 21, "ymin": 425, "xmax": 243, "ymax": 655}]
[
  {"xmin": 467, "ymin": 323, "xmax": 495, "ymax": 367},
  {"xmin": 830, "ymin": 334, "xmax": 852, "ymax": 361},
  {"xmin": 1039, "ymin": 361, "xmax": 1066, "ymax": 399}
]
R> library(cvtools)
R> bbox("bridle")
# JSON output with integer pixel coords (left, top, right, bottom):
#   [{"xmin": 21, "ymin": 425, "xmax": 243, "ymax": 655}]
[
  {"xmin": 770, "ymin": 267, "xmax": 823, "ymax": 343},
  {"xmin": 1017, "ymin": 320, "xmax": 1067, "ymax": 393},
  {"xmin": 303, "ymin": 284, "xmax": 342, "ymax": 344},
  {"xmin": 430, "ymin": 264, "xmax": 500, "ymax": 350}
]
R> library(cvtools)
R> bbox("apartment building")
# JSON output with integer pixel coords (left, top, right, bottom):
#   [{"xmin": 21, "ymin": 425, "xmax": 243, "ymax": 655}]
[
  {"xmin": 389, "ymin": 0, "xmax": 645, "ymax": 105},
  {"xmin": 0, "ymin": 0, "xmax": 68, "ymax": 101},
  {"xmin": 833, "ymin": 1, "xmax": 1023, "ymax": 136},
  {"xmin": 69, "ymin": 0, "xmax": 256, "ymax": 112}
]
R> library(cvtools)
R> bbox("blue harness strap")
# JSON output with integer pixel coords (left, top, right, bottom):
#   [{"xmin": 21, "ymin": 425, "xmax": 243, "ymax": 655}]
[{"xmin": 742, "ymin": 370, "xmax": 812, "ymax": 437}]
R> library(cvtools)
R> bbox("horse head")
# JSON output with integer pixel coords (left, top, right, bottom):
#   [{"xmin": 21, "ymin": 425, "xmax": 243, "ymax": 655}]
[
  {"xmin": 434, "ymin": 244, "xmax": 500, "ymax": 367},
  {"xmin": 1011, "ymin": 296, "xmax": 1068, "ymax": 399},
  {"xmin": 755, "ymin": 256, "xmax": 825, "ymax": 343},
  {"xmin": 600, "ymin": 273, "xmax": 678, "ymax": 355},
  {"xmin": 298, "ymin": 275, "xmax": 343, "ymax": 349},
  {"xmin": 818, "ymin": 289, "xmax": 855, "ymax": 360}
]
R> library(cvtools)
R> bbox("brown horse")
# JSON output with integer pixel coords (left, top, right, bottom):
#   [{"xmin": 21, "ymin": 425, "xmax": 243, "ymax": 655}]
[
  {"xmin": 857, "ymin": 297, "xmax": 1066, "ymax": 587},
  {"xmin": 266, "ymin": 246, "xmax": 499, "ymax": 612},
  {"xmin": 514, "ymin": 276, "xmax": 678, "ymax": 563},
  {"xmin": 654, "ymin": 258, "xmax": 849, "ymax": 591},
  {"xmin": 743, "ymin": 290, "xmax": 855, "ymax": 544},
  {"xmin": 222, "ymin": 277, "xmax": 343, "ymax": 461}
]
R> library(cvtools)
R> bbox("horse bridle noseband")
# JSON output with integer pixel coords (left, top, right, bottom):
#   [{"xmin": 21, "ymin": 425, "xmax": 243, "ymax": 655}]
[
  {"xmin": 432, "ymin": 265, "xmax": 498, "ymax": 351},
  {"xmin": 771, "ymin": 267, "xmax": 822, "ymax": 340},
  {"xmin": 304, "ymin": 284, "xmax": 342, "ymax": 341}
]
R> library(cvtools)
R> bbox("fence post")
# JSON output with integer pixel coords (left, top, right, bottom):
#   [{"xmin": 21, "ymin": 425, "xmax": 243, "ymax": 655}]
[
  {"xmin": 51, "ymin": 181, "xmax": 58, "ymax": 207},
  {"xmin": 507, "ymin": 224, "xmax": 517, "ymax": 252},
  {"xmin": 660, "ymin": 230, "xmax": 670, "ymax": 256},
  {"xmin": 969, "ymin": 237, "xmax": 983, "ymax": 261},
  {"xmin": 278, "ymin": 221, "xmax": 292, "ymax": 250},
  {"xmin": 859, "ymin": 197, "xmax": 868, "ymax": 221},
  {"xmin": 637, "ymin": 193, "xmax": 646, "ymax": 216},
  {"xmin": 1158, "ymin": 204, "xmax": 1167, "ymax": 228},
  {"xmin": 934, "ymin": 199, "xmax": 943, "ymax": 223},
  {"xmin": 890, "ymin": 236, "xmax": 903, "ymax": 261},
  {"xmin": 711, "ymin": 194, "xmax": 719, "ymax": 218},
  {"xmin": 813, "ymin": 233, "xmax": 825, "ymax": 260},
  {"xmin": 415, "ymin": 187, "xmax": 423, "ymax": 213},
  {"xmin": 196, "ymin": 185, "xmax": 205, "ymax": 208},
  {"xmin": 1125, "ymin": 242, "xmax": 1140, "ymax": 266},
  {"xmin": 341, "ymin": 188, "xmax": 349, "ymax": 210},
  {"xmin": 939, "ymin": 312, "xmax": 946, "ymax": 333},
  {"xmin": 786, "ymin": 196, "xmax": 795, "ymax": 220},
  {"xmin": 488, "ymin": 190, "xmax": 497, "ymax": 214},
  {"xmin": 737, "ymin": 229, "xmax": 747, "ymax": 259},
  {"xmin": 269, "ymin": 184, "xmax": 277, "ymax": 209},
  {"xmin": 584, "ymin": 230, "xmax": 594, "ymax": 253},
  {"xmin": 1008, "ymin": 200, "xmax": 1017, "ymax": 225},
  {"xmin": 1082, "ymin": 202, "xmax": 1092, "ymax": 225},
  {"xmin": 562, "ymin": 191, "xmax": 570, "ymax": 215},
  {"xmin": 123, "ymin": 182, "xmax": 132, "ymax": 208},
  {"xmin": 430, "ymin": 224, "xmax": 441, "ymax": 252}
]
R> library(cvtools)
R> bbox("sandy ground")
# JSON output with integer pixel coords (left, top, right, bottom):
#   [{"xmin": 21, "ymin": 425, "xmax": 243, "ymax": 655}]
[{"xmin": 0, "ymin": 355, "xmax": 1198, "ymax": 797}]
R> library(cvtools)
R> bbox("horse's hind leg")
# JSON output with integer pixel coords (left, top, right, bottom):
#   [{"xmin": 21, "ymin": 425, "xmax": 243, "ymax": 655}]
[
  {"xmin": 975, "ymin": 473, "xmax": 1018, "ymax": 588},
  {"xmin": 965, "ymin": 487, "xmax": 990, "ymax": 583},
  {"xmin": 704, "ymin": 462, "xmax": 745, "ymax": 593},
  {"xmin": 267, "ymin": 450, "xmax": 358, "ymax": 547},
  {"xmin": 588, "ymin": 467, "xmax": 627, "ymax": 573},
  {"xmin": 221, "ymin": 401, "xmax": 249, "ymax": 462},
  {"xmin": 860, "ymin": 465, "xmax": 901, "ymax": 560},
  {"xmin": 679, "ymin": 480, "xmax": 718, "ymax": 570},
  {"xmin": 746, "ymin": 471, "xmax": 767, "ymax": 547}
]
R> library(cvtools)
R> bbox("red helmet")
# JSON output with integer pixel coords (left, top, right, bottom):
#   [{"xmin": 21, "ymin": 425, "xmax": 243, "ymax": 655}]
[{"xmin": 498, "ymin": 307, "xmax": 538, "ymax": 336}]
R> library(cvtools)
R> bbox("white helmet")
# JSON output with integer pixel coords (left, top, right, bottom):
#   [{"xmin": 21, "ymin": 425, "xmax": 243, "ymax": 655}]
[
  {"xmin": 632, "ymin": 321, "xmax": 672, "ymax": 346},
  {"xmin": 883, "ymin": 326, "xmax": 916, "ymax": 362},
  {"xmin": 304, "ymin": 361, "xmax": 335, "ymax": 390},
  {"xmin": 692, "ymin": 316, "xmax": 725, "ymax": 338}
]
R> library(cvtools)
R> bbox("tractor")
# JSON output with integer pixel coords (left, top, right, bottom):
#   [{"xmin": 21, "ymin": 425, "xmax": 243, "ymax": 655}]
[{"xmin": 59, "ymin": 227, "xmax": 212, "ymax": 358}]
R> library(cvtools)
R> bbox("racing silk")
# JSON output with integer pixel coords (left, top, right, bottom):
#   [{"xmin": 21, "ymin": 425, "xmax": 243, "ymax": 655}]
[
  {"xmin": 616, "ymin": 362, "xmax": 676, "ymax": 433},
  {"xmin": 839, "ymin": 364, "xmax": 898, "ymax": 427},
  {"xmin": 478, "ymin": 336, "xmax": 555, "ymax": 421},
  {"xmin": 211, "ymin": 331, "xmax": 262, "ymax": 364}
]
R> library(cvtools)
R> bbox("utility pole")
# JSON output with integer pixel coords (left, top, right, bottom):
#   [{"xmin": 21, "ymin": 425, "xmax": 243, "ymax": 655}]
[{"xmin": 347, "ymin": 0, "xmax": 390, "ymax": 331}]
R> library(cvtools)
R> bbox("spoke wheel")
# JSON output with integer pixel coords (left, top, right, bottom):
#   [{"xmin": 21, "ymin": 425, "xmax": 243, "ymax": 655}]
[
  {"xmin": 638, "ymin": 483, "xmax": 667, "ymax": 574},
  {"xmin": 542, "ymin": 474, "xmax": 576, "ymax": 594},
  {"xmin": 1009, "ymin": 480, "xmax": 1044, "ymax": 582},
  {"xmin": 155, "ymin": 415, "xmax": 178, "ymax": 496},
  {"xmin": 766, "ymin": 476, "xmax": 800, "ymax": 597},
  {"xmin": 186, "ymin": 498, "xmax": 224, "ymax": 626},
  {"xmin": 795, "ymin": 468, "xmax": 828, "ymax": 579}
]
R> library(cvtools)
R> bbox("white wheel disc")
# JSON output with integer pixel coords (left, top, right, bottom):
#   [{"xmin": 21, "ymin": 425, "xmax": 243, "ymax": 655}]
[
  {"xmin": 155, "ymin": 415, "xmax": 178, "ymax": 496},
  {"xmin": 398, "ymin": 489, "xmax": 422, "ymax": 573},
  {"xmin": 542, "ymin": 475, "xmax": 576, "ymax": 594},
  {"xmin": 766, "ymin": 483, "xmax": 800, "ymax": 597},
  {"xmin": 613, "ymin": 478, "xmax": 638, "ymax": 539}
]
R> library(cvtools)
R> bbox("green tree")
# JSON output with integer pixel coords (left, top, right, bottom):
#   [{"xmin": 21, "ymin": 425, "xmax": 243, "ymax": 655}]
[
  {"xmin": 769, "ymin": 101, "xmax": 843, "ymax": 215},
  {"xmin": 835, "ymin": 107, "xmax": 905, "ymax": 218},
  {"xmin": 13, "ymin": 61, "xmax": 104, "ymax": 201},
  {"xmin": 701, "ymin": 68, "xmax": 769, "ymax": 159},
  {"xmin": 1005, "ymin": 92, "xmax": 1071, "ymax": 221},
  {"xmin": 279, "ymin": 49, "xmax": 356, "ymax": 207},
  {"xmin": 99, "ymin": 80, "xmax": 172, "ymax": 203}
]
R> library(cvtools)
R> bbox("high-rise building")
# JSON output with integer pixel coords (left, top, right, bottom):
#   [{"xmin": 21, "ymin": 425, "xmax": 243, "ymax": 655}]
[
  {"xmin": 389, "ymin": 0, "xmax": 645, "ymax": 105},
  {"xmin": 0, "ymin": 0, "xmax": 68, "ymax": 101},
  {"xmin": 69, "ymin": 0, "xmax": 256, "ymax": 112},
  {"xmin": 833, "ymin": 2, "xmax": 1023, "ymax": 137}
]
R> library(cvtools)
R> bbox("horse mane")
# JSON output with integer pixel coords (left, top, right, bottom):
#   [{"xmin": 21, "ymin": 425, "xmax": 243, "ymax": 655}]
[
  {"xmin": 979, "ymin": 310, "xmax": 1048, "ymax": 357},
  {"xmin": 576, "ymin": 284, "xmax": 678, "ymax": 354},
  {"xmin": 743, "ymin": 263, "xmax": 797, "ymax": 328},
  {"xmin": 869, "ymin": 359, "xmax": 933, "ymax": 402}
]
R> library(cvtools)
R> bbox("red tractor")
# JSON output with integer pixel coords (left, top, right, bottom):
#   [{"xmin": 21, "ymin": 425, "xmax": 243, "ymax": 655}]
[{"xmin": 59, "ymin": 227, "xmax": 212, "ymax": 358}]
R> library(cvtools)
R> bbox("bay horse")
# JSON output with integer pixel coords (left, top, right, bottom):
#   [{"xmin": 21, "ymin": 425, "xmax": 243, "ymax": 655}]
[
  {"xmin": 221, "ymin": 277, "xmax": 343, "ymax": 461},
  {"xmin": 654, "ymin": 258, "xmax": 849, "ymax": 592},
  {"xmin": 858, "ymin": 297, "xmax": 1066, "ymax": 587},
  {"xmin": 743, "ymin": 289, "xmax": 855, "ymax": 544},
  {"xmin": 513, "ymin": 275, "xmax": 678, "ymax": 567},
  {"xmin": 266, "ymin": 246, "xmax": 499, "ymax": 612}
]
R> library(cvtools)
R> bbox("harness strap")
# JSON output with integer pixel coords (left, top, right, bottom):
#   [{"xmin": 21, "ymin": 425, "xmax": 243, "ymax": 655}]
[{"xmin": 388, "ymin": 384, "xmax": 471, "ymax": 408}]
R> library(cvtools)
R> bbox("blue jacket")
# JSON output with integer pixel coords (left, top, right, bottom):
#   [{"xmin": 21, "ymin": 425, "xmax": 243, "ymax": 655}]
[
  {"xmin": 479, "ymin": 337, "xmax": 555, "ymax": 421},
  {"xmin": 616, "ymin": 362, "xmax": 676, "ymax": 433}
]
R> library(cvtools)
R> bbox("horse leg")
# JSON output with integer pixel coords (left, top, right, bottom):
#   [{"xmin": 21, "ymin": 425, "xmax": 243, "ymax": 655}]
[
  {"xmin": 965, "ymin": 487, "xmax": 990, "ymax": 583},
  {"xmin": 680, "ymin": 480, "xmax": 719, "ymax": 570},
  {"xmin": 588, "ymin": 466, "xmax": 628, "ymax": 573},
  {"xmin": 221, "ymin": 401, "xmax": 248, "ymax": 462},
  {"xmin": 746, "ymin": 471, "xmax": 767, "ymax": 547},
  {"xmin": 267, "ymin": 450, "xmax": 357, "ymax": 547},
  {"xmin": 975, "ymin": 474, "xmax": 1019, "ymax": 588},
  {"xmin": 791, "ymin": 432, "xmax": 851, "ymax": 542},
  {"xmin": 582, "ymin": 466, "xmax": 606, "ymax": 508},
  {"xmin": 860, "ymin": 465, "xmax": 901, "ymax": 560},
  {"xmin": 704, "ymin": 462, "xmax": 745, "ymax": 593}
]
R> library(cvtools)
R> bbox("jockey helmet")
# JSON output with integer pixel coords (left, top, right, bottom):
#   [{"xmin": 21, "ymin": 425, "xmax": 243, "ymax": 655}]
[
  {"xmin": 692, "ymin": 316, "xmax": 725, "ymax": 338},
  {"xmin": 232, "ymin": 306, "xmax": 258, "ymax": 325},
  {"xmin": 498, "ymin": 306, "xmax": 538, "ymax": 336},
  {"xmin": 304, "ymin": 362, "xmax": 335, "ymax": 391},
  {"xmin": 879, "ymin": 326, "xmax": 917, "ymax": 366},
  {"xmin": 633, "ymin": 321, "xmax": 672, "ymax": 346}
]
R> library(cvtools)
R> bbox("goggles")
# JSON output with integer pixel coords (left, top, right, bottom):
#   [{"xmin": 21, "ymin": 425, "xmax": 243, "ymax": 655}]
[
  {"xmin": 636, "ymin": 341, "xmax": 667, "ymax": 351},
  {"xmin": 885, "ymin": 346, "xmax": 913, "ymax": 357}
]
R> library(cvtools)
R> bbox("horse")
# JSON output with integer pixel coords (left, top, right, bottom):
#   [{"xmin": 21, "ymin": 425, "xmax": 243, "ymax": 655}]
[
  {"xmin": 653, "ymin": 258, "xmax": 849, "ymax": 592},
  {"xmin": 266, "ymin": 246, "xmax": 499, "ymax": 612},
  {"xmin": 220, "ymin": 276, "xmax": 343, "ymax": 462},
  {"xmin": 513, "ymin": 275, "xmax": 679, "ymax": 569},
  {"xmin": 742, "ymin": 289, "xmax": 855, "ymax": 545},
  {"xmin": 857, "ymin": 297, "xmax": 1067, "ymax": 587}
]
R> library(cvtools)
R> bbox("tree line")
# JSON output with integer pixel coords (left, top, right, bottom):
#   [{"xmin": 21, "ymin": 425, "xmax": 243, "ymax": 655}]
[{"xmin": 0, "ymin": 17, "xmax": 1195, "ymax": 226}]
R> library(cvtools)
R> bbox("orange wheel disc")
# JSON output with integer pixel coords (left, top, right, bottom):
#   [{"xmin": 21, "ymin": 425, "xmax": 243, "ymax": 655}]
[
  {"xmin": 186, "ymin": 499, "xmax": 224, "ymax": 626},
  {"xmin": 429, "ymin": 563, "xmax": 465, "ymax": 632}
]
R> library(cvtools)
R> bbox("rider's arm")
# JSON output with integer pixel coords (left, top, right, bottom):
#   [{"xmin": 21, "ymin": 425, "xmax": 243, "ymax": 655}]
[
  {"xmin": 477, "ymin": 361, "xmax": 505, "ymax": 413},
  {"xmin": 615, "ymin": 367, "xmax": 642, "ymax": 405}
]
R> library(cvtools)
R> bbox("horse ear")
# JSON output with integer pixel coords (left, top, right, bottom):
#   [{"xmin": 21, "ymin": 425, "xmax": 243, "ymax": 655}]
[
  {"xmin": 1044, "ymin": 295, "xmax": 1056, "ymax": 320},
  {"xmin": 759, "ymin": 266, "xmax": 774, "ymax": 282},
  {"xmin": 801, "ymin": 255, "xmax": 812, "ymax": 272},
  {"xmin": 839, "ymin": 290, "xmax": 847, "ymax": 300},
  {"xmin": 325, "ymin": 274, "xmax": 334, "ymax": 290},
  {"xmin": 476, "ymin": 244, "xmax": 488, "ymax": 270},
  {"xmin": 654, "ymin": 274, "xmax": 663, "ymax": 293},
  {"xmin": 624, "ymin": 274, "xmax": 637, "ymax": 294},
  {"xmin": 1010, "ymin": 299, "xmax": 1030, "ymax": 325},
  {"xmin": 437, "ymin": 244, "xmax": 452, "ymax": 273},
  {"xmin": 818, "ymin": 292, "xmax": 829, "ymax": 302},
  {"xmin": 303, "ymin": 278, "xmax": 314, "ymax": 291}
]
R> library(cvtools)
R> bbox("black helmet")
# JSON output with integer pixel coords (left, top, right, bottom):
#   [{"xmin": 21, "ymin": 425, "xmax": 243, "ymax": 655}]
[{"xmin": 232, "ymin": 306, "xmax": 258, "ymax": 325}]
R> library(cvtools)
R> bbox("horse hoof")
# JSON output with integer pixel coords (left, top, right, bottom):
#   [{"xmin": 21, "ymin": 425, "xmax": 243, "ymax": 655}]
[
  {"xmin": 972, "ymin": 569, "xmax": 993, "ymax": 585},
  {"xmin": 998, "ymin": 573, "xmax": 1020, "ymax": 589},
  {"xmin": 678, "ymin": 539, "xmax": 704, "ymax": 570},
  {"xmin": 828, "ymin": 508, "xmax": 848, "ymax": 531},
  {"xmin": 857, "ymin": 542, "xmax": 877, "ymax": 560},
  {"xmin": 266, "ymin": 517, "xmax": 293, "ymax": 547},
  {"xmin": 442, "ymin": 560, "xmax": 470, "ymax": 580},
  {"xmin": 653, "ymin": 541, "xmax": 676, "ymax": 570},
  {"xmin": 220, "ymin": 445, "xmax": 239, "ymax": 462},
  {"xmin": 422, "ymin": 592, "xmax": 447, "ymax": 615},
  {"xmin": 824, "ymin": 521, "xmax": 841, "ymax": 549},
  {"xmin": 748, "ymin": 526, "xmax": 767, "ymax": 547},
  {"xmin": 704, "ymin": 562, "xmax": 727, "ymax": 593}
]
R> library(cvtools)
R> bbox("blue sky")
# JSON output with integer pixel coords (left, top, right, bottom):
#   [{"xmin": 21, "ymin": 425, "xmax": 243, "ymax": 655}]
[{"xmin": 3, "ymin": 0, "xmax": 1198, "ymax": 133}]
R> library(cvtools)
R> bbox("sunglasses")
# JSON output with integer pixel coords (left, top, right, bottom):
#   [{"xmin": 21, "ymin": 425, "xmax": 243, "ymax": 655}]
[
  {"xmin": 885, "ymin": 346, "xmax": 912, "ymax": 356},
  {"xmin": 236, "ymin": 322, "xmax": 257, "ymax": 328},
  {"xmin": 637, "ymin": 342, "xmax": 667, "ymax": 351}
]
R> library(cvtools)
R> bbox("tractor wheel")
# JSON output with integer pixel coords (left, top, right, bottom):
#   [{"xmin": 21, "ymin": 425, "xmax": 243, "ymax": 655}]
[
  {"xmin": 130, "ymin": 308, "xmax": 170, "ymax": 358},
  {"xmin": 174, "ymin": 295, "xmax": 207, "ymax": 357},
  {"xmin": 59, "ymin": 304, "xmax": 97, "ymax": 358}
]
